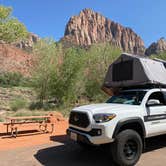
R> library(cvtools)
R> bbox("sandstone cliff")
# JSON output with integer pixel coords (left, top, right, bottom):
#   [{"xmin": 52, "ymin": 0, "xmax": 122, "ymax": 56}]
[
  {"xmin": 0, "ymin": 43, "xmax": 33, "ymax": 76},
  {"xmin": 0, "ymin": 33, "xmax": 38, "ymax": 76},
  {"xmin": 145, "ymin": 38, "xmax": 166, "ymax": 56},
  {"xmin": 62, "ymin": 9, "xmax": 145, "ymax": 55}
]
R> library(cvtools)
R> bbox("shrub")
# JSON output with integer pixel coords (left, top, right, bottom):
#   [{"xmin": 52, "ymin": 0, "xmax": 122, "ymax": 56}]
[
  {"xmin": 83, "ymin": 43, "xmax": 121, "ymax": 101},
  {"xmin": 10, "ymin": 98, "xmax": 27, "ymax": 111},
  {"xmin": 0, "ymin": 118, "xmax": 4, "ymax": 122},
  {"xmin": 0, "ymin": 72, "xmax": 31, "ymax": 87},
  {"xmin": 0, "ymin": 72, "xmax": 22, "ymax": 87},
  {"xmin": 29, "ymin": 101, "xmax": 43, "ymax": 110},
  {"xmin": 29, "ymin": 101, "xmax": 55, "ymax": 111}
]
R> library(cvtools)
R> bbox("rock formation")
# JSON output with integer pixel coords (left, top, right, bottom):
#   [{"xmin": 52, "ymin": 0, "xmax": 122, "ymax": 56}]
[
  {"xmin": 14, "ymin": 33, "xmax": 39, "ymax": 52},
  {"xmin": 62, "ymin": 9, "xmax": 145, "ymax": 55},
  {"xmin": 145, "ymin": 38, "xmax": 166, "ymax": 56}
]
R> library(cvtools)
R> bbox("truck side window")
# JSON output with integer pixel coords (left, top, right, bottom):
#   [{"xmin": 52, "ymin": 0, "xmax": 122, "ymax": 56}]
[
  {"xmin": 148, "ymin": 92, "xmax": 166, "ymax": 105},
  {"xmin": 163, "ymin": 92, "xmax": 166, "ymax": 103}
]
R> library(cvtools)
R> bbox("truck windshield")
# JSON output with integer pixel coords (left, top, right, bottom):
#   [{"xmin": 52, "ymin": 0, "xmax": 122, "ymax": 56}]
[{"xmin": 106, "ymin": 91, "xmax": 146, "ymax": 105}]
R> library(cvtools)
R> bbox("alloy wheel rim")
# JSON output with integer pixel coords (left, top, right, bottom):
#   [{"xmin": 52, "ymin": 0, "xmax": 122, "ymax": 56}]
[{"xmin": 123, "ymin": 139, "xmax": 138, "ymax": 160}]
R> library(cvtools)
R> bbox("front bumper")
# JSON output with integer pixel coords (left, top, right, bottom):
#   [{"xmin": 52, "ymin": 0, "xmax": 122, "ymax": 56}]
[
  {"xmin": 67, "ymin": 127, "xmax": 114, "ymax": 145},
  {"xmin": 67, "ymin": 128, "xmax": 92, "ymax": 145}
]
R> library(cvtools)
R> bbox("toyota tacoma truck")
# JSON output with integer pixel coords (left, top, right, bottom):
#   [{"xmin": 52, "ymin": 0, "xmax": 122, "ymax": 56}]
[
  {"xmin": 67, "ymin": 53, "xmax": 166, "ymax": 166},
  {"xmin": 67, "ymin": 88, "xmax": 166, "ymax": 166}
]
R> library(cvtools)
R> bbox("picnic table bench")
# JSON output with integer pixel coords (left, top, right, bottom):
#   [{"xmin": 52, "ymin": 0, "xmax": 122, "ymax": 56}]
[{"xmin": 4, "ymin": 115, "xmax": 54, "ymax": 137}]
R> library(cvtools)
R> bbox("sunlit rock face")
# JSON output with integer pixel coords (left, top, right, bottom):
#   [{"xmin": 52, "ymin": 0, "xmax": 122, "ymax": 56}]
[
  {"xmin": 62, "ymin": 8, "xmax": 145, "ymax": 55},
  {"xmin": 14, "ymin": 33, "xmax": 40, "ymax": 52},
  {"xmin": 145, "ymin": 38, "xmax": 166, "ymax": 56}
]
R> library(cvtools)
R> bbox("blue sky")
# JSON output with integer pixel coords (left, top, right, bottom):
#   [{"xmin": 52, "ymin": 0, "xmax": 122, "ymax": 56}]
[{"xmin": 1, "ymin": 0, "xmax": 166, "ymax": 47}]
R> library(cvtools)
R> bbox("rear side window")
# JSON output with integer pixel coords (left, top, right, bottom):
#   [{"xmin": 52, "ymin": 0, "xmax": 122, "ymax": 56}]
[
  {"xmin": 112, "ymin": 60, "xmax": 133, "ymax": 82},
  {"xmin": 163, "ymin": 92, "xmax": 166, "ymax": 104},
  {"xmin": 148, "ymin": 92, "xmax": 166, "ymax": 105}
]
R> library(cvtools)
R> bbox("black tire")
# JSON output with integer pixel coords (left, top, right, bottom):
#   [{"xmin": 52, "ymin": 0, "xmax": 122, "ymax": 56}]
[{"xmin": 111, "ymin": 129, "xmax": 142, "ymax": 166}]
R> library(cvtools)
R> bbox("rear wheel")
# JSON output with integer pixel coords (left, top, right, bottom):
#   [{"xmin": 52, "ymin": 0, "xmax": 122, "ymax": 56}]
[{"xmin": 111, "ymin": 129, "xmax": 142, "ymax": 166}]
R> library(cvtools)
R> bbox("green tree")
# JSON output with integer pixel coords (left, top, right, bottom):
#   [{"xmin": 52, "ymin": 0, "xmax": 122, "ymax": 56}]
[
  {"xmin": 0, "ymin": 5, "xmax": 28, "ymax": 43},
  {"xmin": 83, "ymin": 43, "xmax": 121, "ymax": 101},
  {"xmin": 32, "ymin": 39, "xmax": 86, "ymax": 105},
  {"xmin": 32, "ymin": 39, "xmax": 63, "ymax": 103},
  {"xmin": 32, "ymin": 40, "xmax": 121, "ymax": 107},
  {"xmin": 49, "ymin": 47, "xmax": 86, "ymax": 104}
]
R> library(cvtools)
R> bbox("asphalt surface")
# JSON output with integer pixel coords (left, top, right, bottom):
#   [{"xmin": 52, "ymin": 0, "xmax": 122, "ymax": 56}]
[{"xmin": 1, "ymin": 134, "xmax": 166, "ymax": 166}]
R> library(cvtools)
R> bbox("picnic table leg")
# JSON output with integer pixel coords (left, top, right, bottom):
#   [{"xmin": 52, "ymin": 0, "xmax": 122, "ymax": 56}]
[
  {"xmin": 6, "ymin": 124, "xmax": 9, "ymax": 134},
  {"xmin": 11, "ymin": 126, "xmax": 14, "ymax": 137},
  {"xmin": 50, "ymin": 123, "xmax": 54, "ymax": 133},
  {"xmin": 15, "ymin": 127, "xmax": 18, "ymax": 137},
  {"xmin": 11, "ymin": 127, "xmax": 17, "ymax": 138},
  {"xmin": 10, "ymin": 124, "xmax": 16, "ymax": 138},
  {"xmin": 11, "ymin": 120, "xmax": 14, "ymax": 137},
  {"xmin": 39, "ymin": 122, "xmax": 45, "ymax": 132},
  {"xmin": 39, "ymin": 123, "xmax": 41, "ymax": 131},
  {"xmin": 44, "ymin": 123, "xmax": 48, "ymax": 133}
]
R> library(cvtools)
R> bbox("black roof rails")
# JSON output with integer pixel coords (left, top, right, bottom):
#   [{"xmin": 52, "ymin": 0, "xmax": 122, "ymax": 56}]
[{"xmin": 122, "ymin": 84, "xmax": 166, "ymax": 90}]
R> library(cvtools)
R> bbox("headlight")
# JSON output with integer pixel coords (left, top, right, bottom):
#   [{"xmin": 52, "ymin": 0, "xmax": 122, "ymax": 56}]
[{"xmin": 93, "ymin": 113, "xmax": 116, "ymax": 123}]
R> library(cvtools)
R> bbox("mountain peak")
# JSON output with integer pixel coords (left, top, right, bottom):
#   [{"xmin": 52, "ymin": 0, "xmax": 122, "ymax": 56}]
[
  {"xmin": 145, "ymin": 38, "xmax": 166, "ymax": 55},
  {"xmin": 62, "ymin": 9, "xmax": 145, "ymax": 55},
  {"xmin": 159, "ymin": 37, "xmax": 165, "ymax": 41},
  {"xmin": 80, "ymin": 8, "xmax": 94, "ymax": 14}
]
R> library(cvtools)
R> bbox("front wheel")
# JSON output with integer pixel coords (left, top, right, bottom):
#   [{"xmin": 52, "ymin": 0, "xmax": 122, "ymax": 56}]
[{"xmin": 111, "ymin": 129, "xmax": 143, "ymax": 166}]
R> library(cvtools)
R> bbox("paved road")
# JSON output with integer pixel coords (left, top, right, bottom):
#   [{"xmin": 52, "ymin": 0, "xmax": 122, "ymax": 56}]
[{"xmin": 1, "ymin": 134, "xmax": 166, "ymax": 166}]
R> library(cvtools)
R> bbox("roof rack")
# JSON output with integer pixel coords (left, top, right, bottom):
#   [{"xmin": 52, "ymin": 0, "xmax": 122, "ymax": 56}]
[{"xmin": 122, "ymin": 84, "xmax": 166, "ymax": 90}]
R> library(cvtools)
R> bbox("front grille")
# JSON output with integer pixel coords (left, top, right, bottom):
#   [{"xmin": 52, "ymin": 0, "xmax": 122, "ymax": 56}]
[{"xmin": 69, "ymin": 111, "xmax": 90, "ymax": 128}]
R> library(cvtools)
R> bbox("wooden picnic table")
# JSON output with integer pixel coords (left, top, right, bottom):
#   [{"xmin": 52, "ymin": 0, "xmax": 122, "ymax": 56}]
[
  {"xmin": 6, "ymin": 116, "xmax": 51, "ymax": 120},
  {"xmin": 4, "ymin": 115, "xmax": 54, "ymax": 137}
]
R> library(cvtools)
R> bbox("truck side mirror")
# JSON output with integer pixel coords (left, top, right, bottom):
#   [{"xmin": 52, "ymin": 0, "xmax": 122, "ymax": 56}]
[{"xmin": 146, "ymin": 99, "xmax": 160, "ymax": 107}]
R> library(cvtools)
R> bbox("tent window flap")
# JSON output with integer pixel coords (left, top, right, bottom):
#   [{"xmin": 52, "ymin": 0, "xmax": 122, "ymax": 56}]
[{"xmin": 112, "ymin": 60, "xmax": 133, "ymax": 81}]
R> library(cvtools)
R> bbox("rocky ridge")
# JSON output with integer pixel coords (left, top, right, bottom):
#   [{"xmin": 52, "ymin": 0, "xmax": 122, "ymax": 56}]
[
  {"xmin": 0, "ymin": 8, "xmax": 166, "ymax": 78},
  {"xmin": 62, "ymin": 9, "xmax": 145, "ymax": 55},
  {"xmin": 145, "ymin": 38, "xmax": 166, "ymax": 56}
]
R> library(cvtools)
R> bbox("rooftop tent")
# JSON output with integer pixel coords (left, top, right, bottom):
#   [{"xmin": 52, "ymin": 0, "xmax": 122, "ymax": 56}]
[{"xmin": 102, "ymin": 53, "xmax": 166, "ymax": 94}]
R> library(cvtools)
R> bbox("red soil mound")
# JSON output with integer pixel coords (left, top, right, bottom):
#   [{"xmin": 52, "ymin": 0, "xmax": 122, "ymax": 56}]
[{"xmin": 0, "ymin": 43, "xmax": 33, "ymax": 76}]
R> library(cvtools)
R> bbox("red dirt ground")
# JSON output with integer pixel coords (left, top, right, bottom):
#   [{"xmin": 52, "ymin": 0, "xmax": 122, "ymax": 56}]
[{"xmin": 0, "ymin": 120, "xmax": 68, "ymax": 151}]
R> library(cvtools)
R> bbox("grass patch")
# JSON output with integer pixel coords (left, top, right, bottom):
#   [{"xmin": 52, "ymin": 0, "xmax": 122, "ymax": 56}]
[
  {"xmin": 0, "ymin": 118, "xmax": 4, "ymax": 122},
  {"xmin": 9, "ymin": 98, "xmax": 27, "ymax": 111},
  {"xmin": 29, "ymin": 102, "xmax": 55, "ymax": 111},
  {"xmin": 6, "ymin": 109, "xmax": 47, "ymax": 117}
]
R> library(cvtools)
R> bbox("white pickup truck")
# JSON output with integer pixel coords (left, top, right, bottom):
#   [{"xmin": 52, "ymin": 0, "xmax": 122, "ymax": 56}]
[{"xmin": 67, "ymin": 88, "xmax": 166, "ymax": 166}]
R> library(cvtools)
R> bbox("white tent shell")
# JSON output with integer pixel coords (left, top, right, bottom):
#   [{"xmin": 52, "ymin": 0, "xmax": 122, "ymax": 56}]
[{"xmin": 103, "ymin": 53, "xmax": 166, "ymax": 89}]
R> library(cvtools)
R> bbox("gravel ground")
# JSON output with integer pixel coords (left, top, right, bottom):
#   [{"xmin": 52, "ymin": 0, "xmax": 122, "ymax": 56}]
[{"xmin": 0, "ymin": 135, "xmax": 166, "ymax": 166}]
